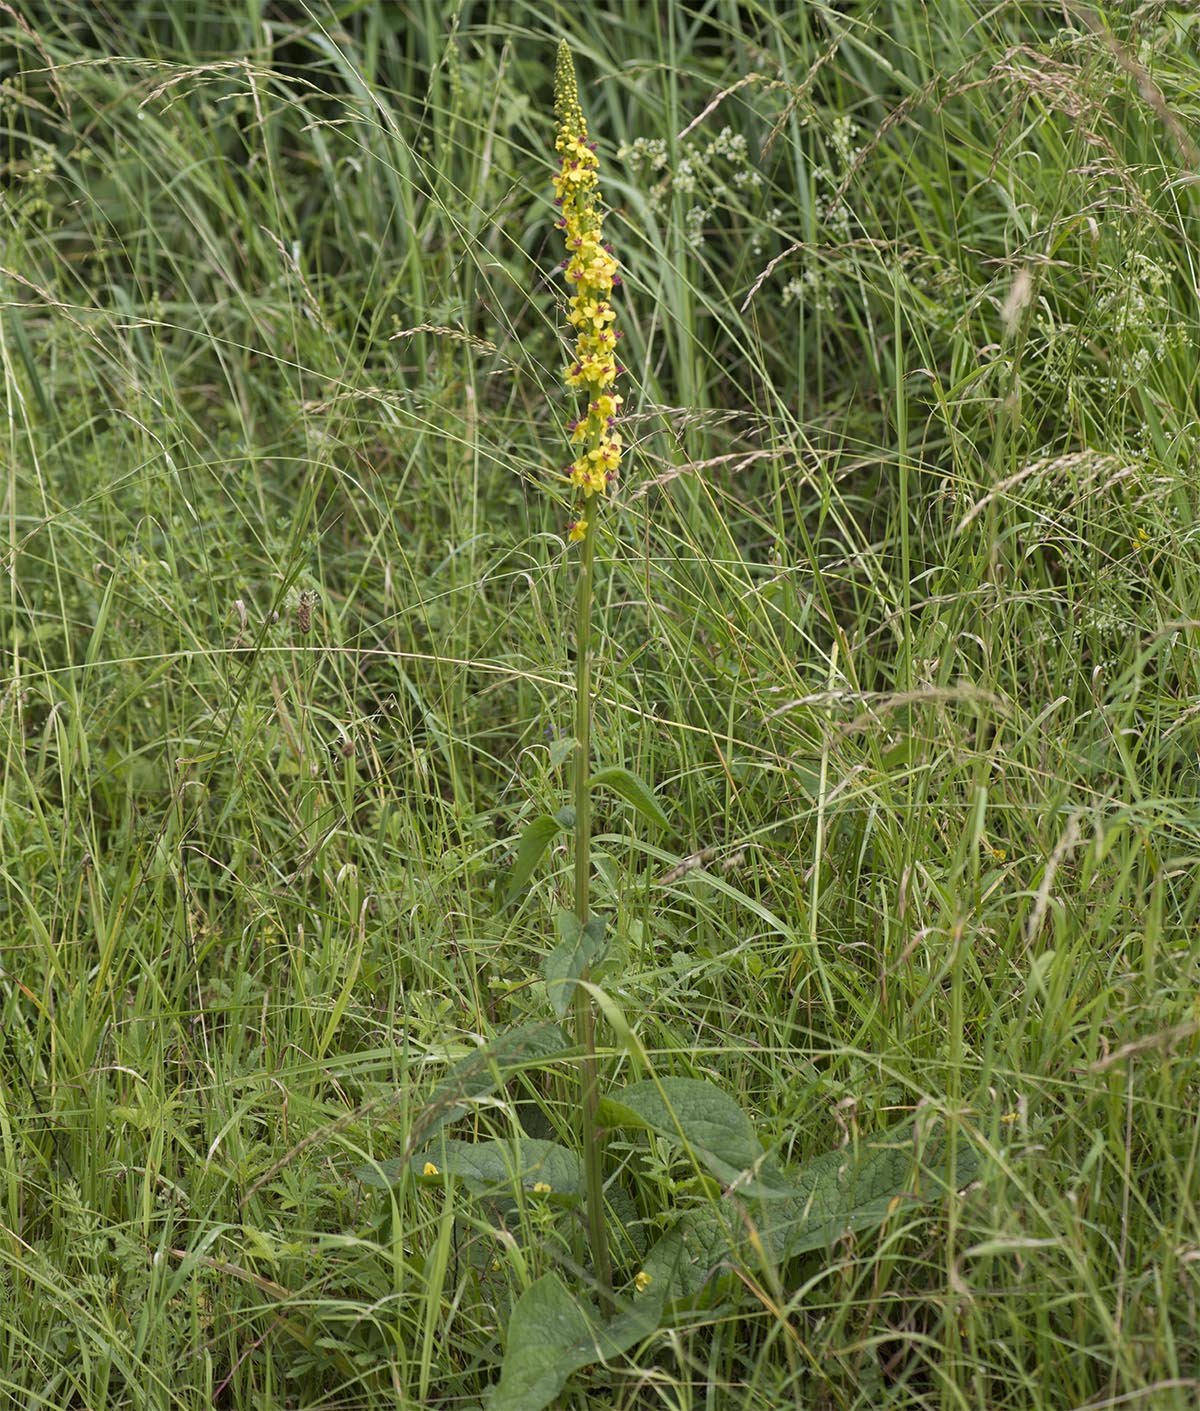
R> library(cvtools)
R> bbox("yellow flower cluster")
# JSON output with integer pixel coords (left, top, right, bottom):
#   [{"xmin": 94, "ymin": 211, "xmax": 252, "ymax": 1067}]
[{"xmin": 553, "ymin": 41, "xmax": 624, "ymax": 543}]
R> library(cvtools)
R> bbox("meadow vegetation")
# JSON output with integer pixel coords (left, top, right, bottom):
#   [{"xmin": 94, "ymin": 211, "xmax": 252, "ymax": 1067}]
[{"xmin": 2, "ymin": 1, "xmax": 1200, "ymax": 1406}]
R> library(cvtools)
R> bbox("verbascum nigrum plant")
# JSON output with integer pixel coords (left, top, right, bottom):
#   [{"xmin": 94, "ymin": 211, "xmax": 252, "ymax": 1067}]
[
  {"xmin": 356, "ymin": 44, "xmax": 976, "ymax": 1411},
  {"xmin": 553, "ymin": 36, "xmax": 623, "ymax": 1295}
]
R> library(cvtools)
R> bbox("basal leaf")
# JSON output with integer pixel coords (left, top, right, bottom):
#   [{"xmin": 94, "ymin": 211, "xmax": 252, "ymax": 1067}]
[
  {"xmin": 771, "ymin": 1124, "xmax": 981, "ymax": 1259},
  {"xmin": 634, "ymin": 1123, "xmax": 982, "ymax": 1307},
  {"xmin": 418, "ymin": 1022, "xmax": 567, "ymax": 1142},
  {"xmin": 487, "ymin": 1274, "xmax": 592, "ymax": 1411},
  {"xmin": 412, "ymin": 1137, "xmax": 583, "ymax": 1199},
  {"xmin": 775, "ymin": 1138, "xmax": 911, "ymax": 1256},
  {"xmin": 605, "ymin": 1182, "xmax": 648, "ymax": 1259},
  {"xmin": 588, "ymin": 766, "xmax": 670, "ymax": 831},
  {"xmin": 639, "ymin": 1215, "xmax": 730, "ymax": 1304},
  {"xmin": 356, "ymin": 1022, "xmax": 570, "ymax": 1189},
  {"xmin": 600, "ymin": 1077, "xmax": 764, "ymax": 1183},
  {"xmin": 487, "ymin": 1271, "xmax": 664, "ymax": 1411}
]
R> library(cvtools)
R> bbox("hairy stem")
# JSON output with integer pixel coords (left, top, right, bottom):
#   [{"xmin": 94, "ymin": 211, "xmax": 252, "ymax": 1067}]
[{"xmin": 573, "ymin": 508, "xmax": 610, "ymax": 1296}]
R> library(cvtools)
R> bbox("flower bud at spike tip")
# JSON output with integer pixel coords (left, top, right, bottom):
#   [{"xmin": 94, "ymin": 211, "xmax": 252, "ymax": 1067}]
[{"xmin": 552, "ymin": 40, "xmax": 623, "ymax": 540}]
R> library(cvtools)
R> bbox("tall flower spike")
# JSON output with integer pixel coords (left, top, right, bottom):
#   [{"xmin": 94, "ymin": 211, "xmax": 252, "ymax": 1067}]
[
  {"xmin": 551, "ymin": 37, "xmax": 616, "ymax": 1298},
  {"xmin": 553, "ymin": 40, "xmax": 622, "ymax": 535}
]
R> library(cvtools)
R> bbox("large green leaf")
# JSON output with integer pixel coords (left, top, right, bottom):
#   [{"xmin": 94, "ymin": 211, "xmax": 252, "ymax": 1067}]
[
  {"xmin": 487, "ymin": 1272, "xmax": 664, "ymax": 1411},
  {"xmin": 777, "ymin": 1126, "xmax": 978, "ymax": 1257},
  {"xmin": 599, "ymin": 1077, "xmax": 765, "ymax": 1184},
  {"xmin": 639, "ymin": 1214, "xmax": 730, "ymax": 1303},
  {"xmin": 355, "ymin": 1022, "xmax": 568, "ymax": 1188},
  {"xmin": 606, "ymin": 1182, "xmax": 648, "ymax": 1259},
  {"xmin": 414, "ymin": 1022, "xmax": 568, "ymax": 1146},
  {"xmin": 500, "ymin": 814, "xmax": 562, "ymax": 906},
  {"xmin": 637, "ymin": 1124, "xmax": 981, "ymax": 1307},
  {"xmin": 588, "ymin": 766, "xmax": 671, "ymax": 831},
  {"xmin": 410, "ymin": 1138, "xmax": 583, "ymax": 1199},
  {"xmin": 487, "ymin": 1274, "xmax": 591, "ymax": 1411},
  {"xmin": 542, "ymin": 911, "xmax": 608, "ymax": 1019},
  {"xmin": 775, "ymin": 1137, "xmax": 916, "ymax": 1256}
]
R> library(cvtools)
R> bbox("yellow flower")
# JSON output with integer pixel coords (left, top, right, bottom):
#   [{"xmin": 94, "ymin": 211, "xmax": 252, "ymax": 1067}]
[
  {"xmin": 567, "ymin": 247, "xmax": 618, "ymax": 291},
  {"xmin": 595, "ymin": 435, "xmax": 621, "ymax": 470},
  {"xmin": 634, "ymin": 1270, "xmax": 652, "ymax": 1292},
  {"xmin": 422, "ymin": 1161, "xmax": 439, "ymax": 1177},
  {"xmin": 532, "ymin": 1181, "xmax": 552, "ymax": 1194},
  {"xmin": 568, "ymin": 458, "xmax": 596, "ymax": 491},
  {"xmin": 568, "ymin": 517, "xmax": 588, "ymax": 542},
  {"xmin": 567, "ymin": 296, "xmax": 616, "ymax": 333},
  {"xmin": 564, "ymin": 354, "xmax": 617, "ymax": 389}
]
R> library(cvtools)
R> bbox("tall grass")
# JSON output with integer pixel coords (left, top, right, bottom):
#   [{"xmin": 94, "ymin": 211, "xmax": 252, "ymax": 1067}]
[{"xmin": 2, "ymin": 1, "xmax": 1199, "ymax": 1406}]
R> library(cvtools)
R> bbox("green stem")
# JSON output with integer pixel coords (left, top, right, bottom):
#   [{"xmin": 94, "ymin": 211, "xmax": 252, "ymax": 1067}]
[{"xmin": 572, "ymin": 505, "xmax": 610, "ymax": 1296}]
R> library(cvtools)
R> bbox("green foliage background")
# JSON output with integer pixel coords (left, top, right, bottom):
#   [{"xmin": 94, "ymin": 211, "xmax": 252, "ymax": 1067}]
[{"xmin": 2, "ymin": 1, "xmax": 1199, "ymax": 1407}]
